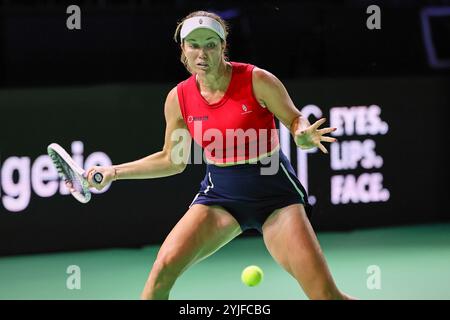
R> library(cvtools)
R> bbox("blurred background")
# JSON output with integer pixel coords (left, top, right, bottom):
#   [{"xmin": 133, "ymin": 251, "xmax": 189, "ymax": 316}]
[{"xmin": 0, "ymin": 0, "xmax": 449, "ymax": 300}]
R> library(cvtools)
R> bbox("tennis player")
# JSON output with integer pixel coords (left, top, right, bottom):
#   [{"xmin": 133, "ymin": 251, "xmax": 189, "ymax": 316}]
[{"xmin": 86, "ymin": 11, "xmax": 354, "ymax": 300}]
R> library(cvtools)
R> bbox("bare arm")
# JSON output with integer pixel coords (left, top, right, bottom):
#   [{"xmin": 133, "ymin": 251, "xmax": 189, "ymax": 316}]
[
  {"xmin": 252, "ymin": 67, "xmax": 336, "ymax": 153},
  {"xmin": 86, "ymin": 87, "xmax": 191, "ymax": 188},
  {"xmin": 252, "ymin": 67, "xmax": 309, "ymax": 135}
]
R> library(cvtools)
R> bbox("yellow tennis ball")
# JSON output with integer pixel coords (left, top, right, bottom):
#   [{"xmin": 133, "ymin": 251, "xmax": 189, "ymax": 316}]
[{"xmin": 241, "ymin": 265, "xmax": 263, "ymax": 287}]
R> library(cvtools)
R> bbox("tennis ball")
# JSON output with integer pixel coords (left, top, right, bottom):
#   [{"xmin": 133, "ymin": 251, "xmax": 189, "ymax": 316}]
[{"xmin": 241, "ymin": 265, "xmax": 263, "ymax": 287}]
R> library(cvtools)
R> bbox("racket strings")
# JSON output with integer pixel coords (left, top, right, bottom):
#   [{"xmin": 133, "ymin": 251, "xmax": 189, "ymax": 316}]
[{"xmin": 49, "ymin": 151, "xmax": 85, "ymax": 196}]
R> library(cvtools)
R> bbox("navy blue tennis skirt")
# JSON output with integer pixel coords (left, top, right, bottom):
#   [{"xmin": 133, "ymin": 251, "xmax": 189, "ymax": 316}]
[{"xmin": 189, "ymin": 150, "xmax": 312, "ymax": 233}]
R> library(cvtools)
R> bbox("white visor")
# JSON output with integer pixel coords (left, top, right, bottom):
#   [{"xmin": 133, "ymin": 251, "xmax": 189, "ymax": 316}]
[{"xmin": 180, "ymin": 16, "xmax": 225, "ymax": 41}]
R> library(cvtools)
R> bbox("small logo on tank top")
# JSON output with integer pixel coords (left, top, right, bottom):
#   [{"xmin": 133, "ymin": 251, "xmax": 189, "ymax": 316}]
[
  {"xmin": 241, "ymin": 104, "xmax": 253, "ymax": 115},
  {"xmin": 187, "ymin": 115, "xmax": 209, "ymax": 123}
]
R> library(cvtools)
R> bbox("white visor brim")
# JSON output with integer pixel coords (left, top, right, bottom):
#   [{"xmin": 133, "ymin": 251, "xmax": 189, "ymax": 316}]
[{"xmin": 180, "ymin": 16, "xmax": 225, "ymax": 41}]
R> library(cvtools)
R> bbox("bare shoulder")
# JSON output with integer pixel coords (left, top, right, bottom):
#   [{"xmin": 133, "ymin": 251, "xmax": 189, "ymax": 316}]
[
  {"xmin": 252, "ymin": 67, "xmax": 283, "ymax": 96},
  {"xmin": 253, "ymin": 67, "xmax": 281, "ymax": 84},
  {"xmin": 251, "ymin": 66, "xmax": 300, "ymax": 127},
  {"xmin": 164, "ymin": 86, "xmax": 183, "ymax": 120},
  {"xmin": 252, "ymin": 67, "xmax": 287, "ymax": 105},
  {"xmin": 165, "ymin": 86, "xmax": 179, "ymax": 106}
]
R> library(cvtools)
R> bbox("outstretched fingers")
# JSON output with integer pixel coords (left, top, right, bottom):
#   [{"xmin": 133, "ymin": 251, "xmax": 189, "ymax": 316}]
[
  {"xmin": 317, "ymin": 142, "xmax": 328, "ymax": 154},
  {"xmin": 320, "ymin": 136, "xmax": 337, "ymax": 143},
  {"xmin": 311, "ymin": 118, "xmax": 327, "ymax": 130},
  {"xmin": 318, "ymin": 127, "xmax": 337, "ymax": 135}
]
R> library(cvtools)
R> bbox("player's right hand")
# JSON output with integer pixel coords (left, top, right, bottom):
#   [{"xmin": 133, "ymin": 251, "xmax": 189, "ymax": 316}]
[{"xmin": 85, "ymin": 166, "xmax": 116, "ymax": 190}]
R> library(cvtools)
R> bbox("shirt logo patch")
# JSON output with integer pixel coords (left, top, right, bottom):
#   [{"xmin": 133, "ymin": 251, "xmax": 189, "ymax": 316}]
[
  {"xmin": 241, "ymin": 104, "xmax": 253, "ymax": 115},
  {"xmin": 188, "ymin": 115, "xmax": 209, "ymax": 123}
]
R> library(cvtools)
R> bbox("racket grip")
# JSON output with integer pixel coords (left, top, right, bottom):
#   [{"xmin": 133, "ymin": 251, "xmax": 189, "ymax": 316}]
[{"xmin": 93, "ymin": 172, "xmax": 104, "ymax": 184}]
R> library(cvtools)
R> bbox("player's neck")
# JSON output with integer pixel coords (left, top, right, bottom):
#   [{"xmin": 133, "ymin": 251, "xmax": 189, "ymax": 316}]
[{"xmin": 196, "ymin": 61, "xmax": 231, "ymax": 93}]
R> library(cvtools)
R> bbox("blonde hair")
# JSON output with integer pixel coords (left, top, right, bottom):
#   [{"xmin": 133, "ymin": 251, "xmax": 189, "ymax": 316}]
[{"xmin": 174, "ymin": 11, "xmax": 229, "ymax": 74}]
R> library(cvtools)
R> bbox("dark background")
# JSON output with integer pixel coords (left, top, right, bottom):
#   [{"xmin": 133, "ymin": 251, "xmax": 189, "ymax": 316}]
[
  {"xmin": 1, "ymin": 0, "xmax": 449, "ymax": 86},
  {"xmin": 0, "ymin": 0, "xmax": 449, "ymax": 256}
]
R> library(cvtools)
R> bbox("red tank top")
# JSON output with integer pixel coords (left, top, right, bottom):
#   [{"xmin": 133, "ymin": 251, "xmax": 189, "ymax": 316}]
[{"xmin": 177, "ymin": 62, "xmax": 279, "ymax": 165}]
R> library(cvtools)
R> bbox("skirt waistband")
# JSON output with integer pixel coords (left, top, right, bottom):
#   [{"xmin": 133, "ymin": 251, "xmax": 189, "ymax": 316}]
[{"xmin": 206, "ymin": 150, "xmax": 287, "ymax": 174}]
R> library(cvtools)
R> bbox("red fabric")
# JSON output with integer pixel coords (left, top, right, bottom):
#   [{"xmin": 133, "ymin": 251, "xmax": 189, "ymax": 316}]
[{"xmin": 177, "ymin": 62, "xmax": 279, "ymax": 164}]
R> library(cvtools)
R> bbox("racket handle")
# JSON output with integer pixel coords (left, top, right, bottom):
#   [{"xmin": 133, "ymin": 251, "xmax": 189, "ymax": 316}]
[{"xmin": 93, "ymin": 172, "xmax": 104, "ymax": 184}]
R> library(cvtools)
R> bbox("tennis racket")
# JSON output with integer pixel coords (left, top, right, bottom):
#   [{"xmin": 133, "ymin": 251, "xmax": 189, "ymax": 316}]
[{"xmin": 47, "ymin": 143, "xmax": 103, "ymax": 203}]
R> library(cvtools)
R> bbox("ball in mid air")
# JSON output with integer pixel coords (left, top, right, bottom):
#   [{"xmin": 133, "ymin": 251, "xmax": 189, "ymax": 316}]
[{"xmin": 241, "ymin": 265, "xmax": 264, "ymax": 287}]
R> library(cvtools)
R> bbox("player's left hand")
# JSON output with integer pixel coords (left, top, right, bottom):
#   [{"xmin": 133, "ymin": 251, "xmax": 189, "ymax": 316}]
[{"xmin": 294, "ymin": 118, "xmax": 337, "ymax": 154}]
